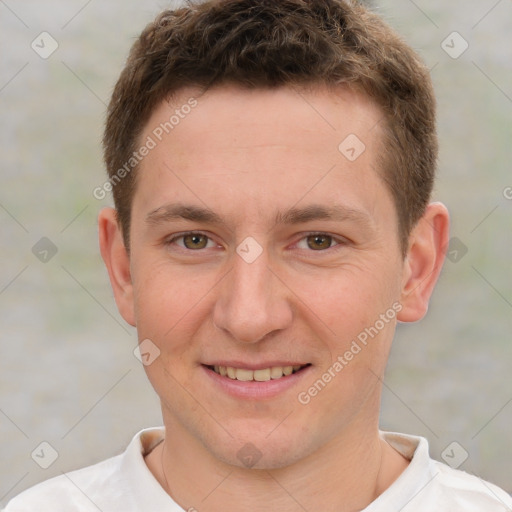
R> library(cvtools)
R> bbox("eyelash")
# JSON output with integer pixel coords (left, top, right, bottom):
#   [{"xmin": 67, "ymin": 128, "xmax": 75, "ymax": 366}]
[
  {"xmin": 166, "ymin": 231, "xmax": 219, "ymax": 250},
  {"xmin": 165, "ymin": 231, "xmax": 347, "ymax": 253}
]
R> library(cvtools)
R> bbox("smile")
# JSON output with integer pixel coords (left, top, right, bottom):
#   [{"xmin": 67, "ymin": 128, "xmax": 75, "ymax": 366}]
[{"xmin": 208, "ymin": 364, "xmax": 309, "ymax": 382}]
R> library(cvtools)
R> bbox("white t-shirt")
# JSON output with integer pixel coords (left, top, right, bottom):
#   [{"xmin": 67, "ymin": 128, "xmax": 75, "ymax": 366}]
[{"xmin": 3, "ymin": 427, "xmax": 511, "ymax": 511}]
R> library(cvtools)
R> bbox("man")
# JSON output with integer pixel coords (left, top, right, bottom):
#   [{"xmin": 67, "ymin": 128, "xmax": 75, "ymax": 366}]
[{"xmin": 4, "ymin": 0, "xmax": 511, "ymax": 510}]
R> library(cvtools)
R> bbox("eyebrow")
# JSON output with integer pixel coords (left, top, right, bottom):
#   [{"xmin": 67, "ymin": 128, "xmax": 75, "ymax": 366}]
[
  {"xmin": 274, "ymin": 204, "xmax": 372, "ymax": 228},
  {"xmin": 146, "ymin": 204, "xmax": 226, "ymax": 226},
  {"xmin": 145, "ymin": 203, "xmax": 373, "ymax": 230}
]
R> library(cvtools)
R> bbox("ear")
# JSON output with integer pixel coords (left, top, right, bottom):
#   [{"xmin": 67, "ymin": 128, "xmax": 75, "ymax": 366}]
[
  {"xmin": 397, "ymin": 202, "xmax": 450, "ymax": 323},
  {"xmin": 98, "ymin": 207, "xmax": 136, "ymax": 327}
]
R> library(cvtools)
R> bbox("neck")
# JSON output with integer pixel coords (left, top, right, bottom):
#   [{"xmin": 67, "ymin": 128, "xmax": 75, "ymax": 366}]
[{"xmin": 146, "ymin": 418, "xmax": 409, "ymax": 512}]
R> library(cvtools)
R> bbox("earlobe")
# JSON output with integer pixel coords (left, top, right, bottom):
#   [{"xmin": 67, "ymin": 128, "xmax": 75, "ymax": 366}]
[
  {"xmin": 98, "ymin": 207, "xmax": 136, "ymax": 327},
  {"xmin": 397, "ymin": 202, "xmax": 450, "ymax": 323}
]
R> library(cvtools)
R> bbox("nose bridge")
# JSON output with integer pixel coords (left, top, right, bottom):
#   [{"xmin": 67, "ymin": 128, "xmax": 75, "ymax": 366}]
[{"xmin": 213, "ymin": 247, "xmax": 291, "ymax": 343}]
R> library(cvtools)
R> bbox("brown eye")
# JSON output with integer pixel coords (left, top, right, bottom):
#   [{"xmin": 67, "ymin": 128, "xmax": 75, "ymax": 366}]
[
  {"xmin": 306, "ymin": 234, "xmax": 333, "ymax": 250},
  {"xmin": 182, "ymin": 234, "xmax": 209, "ymax": 249}
]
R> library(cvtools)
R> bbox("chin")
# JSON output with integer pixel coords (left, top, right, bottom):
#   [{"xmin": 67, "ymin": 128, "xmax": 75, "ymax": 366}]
[{"xmin": 207, "ymin": 426, "xmax": 316, "ymax": 471}]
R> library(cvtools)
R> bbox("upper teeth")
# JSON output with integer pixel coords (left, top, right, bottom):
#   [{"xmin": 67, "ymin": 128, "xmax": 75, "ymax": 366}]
[{"xmin": 213, "ymin": 365, "xmax": 303, "ymax": 382}]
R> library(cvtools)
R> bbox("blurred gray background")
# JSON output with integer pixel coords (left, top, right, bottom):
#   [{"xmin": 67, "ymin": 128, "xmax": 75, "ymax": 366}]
[{"xmin": 0, "ymin": 0, "xmax": 511, "ymax": 504}]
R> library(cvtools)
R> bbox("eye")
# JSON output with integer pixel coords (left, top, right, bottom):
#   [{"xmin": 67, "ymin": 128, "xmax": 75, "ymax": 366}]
[
  {"xmin": 296, "ymin": 233, "xmax": 340, "ymax": 251},
  {"xmin": 168, "ymin": 232, "xmax": 217, "ymax": 250}
]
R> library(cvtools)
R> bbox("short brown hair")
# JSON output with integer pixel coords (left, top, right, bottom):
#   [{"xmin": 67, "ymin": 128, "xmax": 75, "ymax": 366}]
[{"xmin": 103, "ymin": 0, "xmax": 437, "ymax": 255}]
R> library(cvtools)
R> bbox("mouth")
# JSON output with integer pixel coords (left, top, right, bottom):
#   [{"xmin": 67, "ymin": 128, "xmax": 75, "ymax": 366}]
[{"xmin": 205, "ymin": 364, "xmax": 310, "ymax": 382}]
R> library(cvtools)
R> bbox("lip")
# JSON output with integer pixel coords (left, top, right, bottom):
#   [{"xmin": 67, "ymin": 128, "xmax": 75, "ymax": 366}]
[
  {"xmin": 201, "ymin": 363, "xmax": 312, "ymax": 400},
  {"xmin": 203, "ymin": 361, "xmax": 308, "ymax": 370}
]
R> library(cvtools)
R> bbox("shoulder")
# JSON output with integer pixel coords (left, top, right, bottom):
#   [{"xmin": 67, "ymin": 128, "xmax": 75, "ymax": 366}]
[
  {"xmin": 429, "ymin": 460, "xmax": 512, "ymax": 511},
  {"xmin": 379, "ymin": 431, "xmax": 512, "ymax": 512},
  {"xmin": 2, "ymin": 427, "xmax": 166, "ymax": 512},
  {"xmin": 2, "ymin": 455, "xmax": 122, "ymax": 512}
]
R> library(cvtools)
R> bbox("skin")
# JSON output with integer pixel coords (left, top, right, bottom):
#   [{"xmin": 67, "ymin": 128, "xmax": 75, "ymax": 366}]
[{"xmin": 99, "ymin": 84, "xmax": 449, "ymax": 511}]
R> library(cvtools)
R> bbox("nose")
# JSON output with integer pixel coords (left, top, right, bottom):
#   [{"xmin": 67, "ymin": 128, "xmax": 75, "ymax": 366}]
[{"xmin": 212, "ymin": 247, "xmax": 293, "ymax": 344}]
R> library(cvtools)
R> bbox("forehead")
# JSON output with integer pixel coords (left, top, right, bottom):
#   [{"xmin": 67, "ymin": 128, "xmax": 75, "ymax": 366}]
[
  {"xmin": 159, "ymin": 83, "xmax": 383, "ymax": 154},
  {"xmin": 133, "ymin": 84, "xmax": 391, "ymax": 226}
]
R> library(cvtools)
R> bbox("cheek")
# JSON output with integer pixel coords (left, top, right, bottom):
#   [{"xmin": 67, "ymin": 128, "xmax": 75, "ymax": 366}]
[
  {"xmin": 291, "ymin": 261, "xmax": 402, "ymax": 386},
  {"xmin": 293, "ymin": 261, "xmax": 400, "ymax": 333},
  {"xmin": 133, "ymin": 266, "xmax": 211, "ymax": 395},
  {"xmin": 131, "ymin": 262, "xmax": 213, "ymax": 350}
]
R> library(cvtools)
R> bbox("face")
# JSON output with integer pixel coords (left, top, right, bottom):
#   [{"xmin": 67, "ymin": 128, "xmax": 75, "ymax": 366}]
[{"xmin": 117, "ymin": 84, "xmax": 409, "ymax": 468}]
